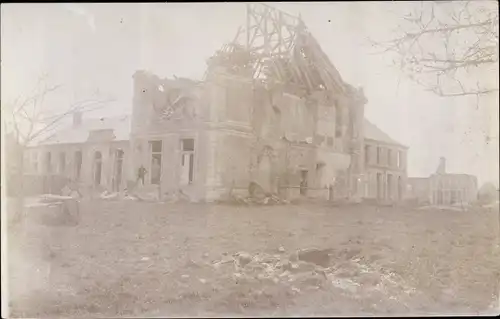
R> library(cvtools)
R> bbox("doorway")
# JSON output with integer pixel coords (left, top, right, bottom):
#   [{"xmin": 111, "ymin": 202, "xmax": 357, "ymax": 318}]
[
  {"xmin": 387, "ymin": 174, "xmax": 393, "ymax": 200},
  {"xmin": 376, "ymin": 173, "xmax": 382, "ymax": 200},
  {"xmin": 94, "ymin": 151, "xmax": 102, "ymax": 186},
  {"xmin": 114, "ymin": 149, "xmax": 124, "ymax": 191},
  {"xmin": 180, "ymin": 138, "xmax": 195, "ymax": 185},
  {"xmin": 398, "ymin": 176, "xmax": 403, "ymax": 200},
  {"xmin": 300, "ymin": 170, "xmax": 308, "ymax": 196}
]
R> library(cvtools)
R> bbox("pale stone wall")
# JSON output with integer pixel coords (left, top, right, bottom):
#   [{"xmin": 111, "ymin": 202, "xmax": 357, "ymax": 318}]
[
  {"xmin": 26, "ymin": 140, "xmax": 130, "ymax": 193},
  {"xmin": 363, "ymin": 139, "xmax": 408, "ymax": 202},
  {"xmin": 129, "ymin": 68, "xmax": 371, "ymax": 202},
  {"xmin": 429, "ymin": 174, "xmax": 478, "ymax": 205}
]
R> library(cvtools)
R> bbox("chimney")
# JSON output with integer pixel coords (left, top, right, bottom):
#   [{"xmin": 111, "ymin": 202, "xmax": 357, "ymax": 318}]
[
  {"xmin": 73, "ymin": 111, "xmax": 82, "ymax": 127},
  {"xmin": 437, "ymin": 157, "xmax": 446, "ymax": 174}
]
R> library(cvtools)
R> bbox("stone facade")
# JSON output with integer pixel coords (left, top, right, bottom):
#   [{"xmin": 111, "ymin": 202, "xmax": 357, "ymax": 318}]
[
  {"xmin": 24, "ymin": 116, "xmax": 131, "ymax": 194},
  {"xmin": 362, "ymin": 138, "xmax": 408, "ymax": 202},
  {"xmin": 129, "ymin": 68, "xmax": 363, "ymax": 202},
  {"xmin": 23, "ymin": 69, "xmax": 410, "ymax": 203},
  {"xmin": 407, "ymin": 157, "xmax": 478, "ymax": 205}
]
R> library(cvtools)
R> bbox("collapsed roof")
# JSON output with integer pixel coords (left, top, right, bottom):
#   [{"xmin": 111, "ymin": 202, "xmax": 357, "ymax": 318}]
[{"xmin": 205, "ymin": 3, "xmax": 348, "ymax": 98}]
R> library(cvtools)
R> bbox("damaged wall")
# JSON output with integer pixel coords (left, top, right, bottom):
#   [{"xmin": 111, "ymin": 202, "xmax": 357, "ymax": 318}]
[
  {"xmin": 131, "ymin": 70, "xmax": 206, "ymax": 136},
  {"xmin": 129, "ymin": 66, "xmax": 371, "ymax": 202},
  {"xmin": 25, "ymin": 140, "xmax": 130, "ymax": 194}
]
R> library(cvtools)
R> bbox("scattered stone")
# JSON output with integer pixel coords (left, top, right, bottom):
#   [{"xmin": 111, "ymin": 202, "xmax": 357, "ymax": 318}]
[
  {"xmin": 298, "ymin": 248, "xmax": 334, "ymax": 268},
  {"xmin": 278, "ymin": 246, "xmax": 286, "ymax": 253},
  {"xmin": 331, "ymin": 278, "xmax": 360, "ymax": 293},
  {"xmin": 236, "ymin": 252, "xmax": 253, "ymax": 267},
  {"xmin": 291, "ymin": 287, "xmax": 301, "ymax": 293},
  {"xmin": 124, "ymin": 194, "xmax": 138, "ymax": 201},
  {"xmin": 289, "ymin": 252, "xmax": 299, "ymax": 262},
  {"xmin": 357, "ymin": 272, "xmax": 381, "ymax": 286},
  {"xmin": 276, "ymin": 260, "xmax": 291, "ymax": 270},
  {"xmin": 141, "ymin": 257, "xmax": 150, "ymax": 261},
  {"xmin": 185, "ymin": 259, "xmax": 201, "ymax": 268},
  {"xmin": 61, "ymin": 185, "xmax": 72, "ymax": 196},
  {"xmin": 257, "ymin": 273, "xmax": 267, "ymax": 280},
  {"xmin": 292, "ymin": 272, "xmax": 326, "ymax": 288},
  {"xmin": 199, "ymin": 278, "xmax": 207, "ymax": 284},
  {"xmin": 181, "ymin": 274, "xmax": 190, "ymax": 279},
  {"xmin": 100, "ymin": 191, "xmax": 119, "ymax": 200},
  {"xmin": 290, "ymin": 261, "xmax": 318, "ymax": 273}
]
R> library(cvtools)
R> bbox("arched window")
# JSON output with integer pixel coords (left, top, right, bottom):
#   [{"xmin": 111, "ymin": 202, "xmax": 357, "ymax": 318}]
[{"xmin": 94, "ymin": 151, "xmax": 102, "ymax": 186}]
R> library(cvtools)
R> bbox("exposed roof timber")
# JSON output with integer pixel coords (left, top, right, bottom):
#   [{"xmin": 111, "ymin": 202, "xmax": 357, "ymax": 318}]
[
  {"xmin": 254, "ymin": 3, "xmax": 300, "ymax": 25},
  {"xmin": 252, "ymin": 4, "xmax": 344, "ymax": 92},
  {"xmin": 206, "ymin": 4, "xmax": 351, "ymax": 96}
]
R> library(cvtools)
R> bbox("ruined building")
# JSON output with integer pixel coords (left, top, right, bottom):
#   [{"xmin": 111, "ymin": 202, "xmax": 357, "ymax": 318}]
[
  {"xmin": 23, "ymin": 4, "xmax": 408, "ymax": 202},
  {"xmin": 130, "ymin": 4, "xmax": 368, "ymax": 202},
  {"xmin": 23, "ymin": 114, "xmax": 131, "ymax": 194},
  {"xmin": 407, "ymin": 157, "xmax": 478, "ymax": 205}
]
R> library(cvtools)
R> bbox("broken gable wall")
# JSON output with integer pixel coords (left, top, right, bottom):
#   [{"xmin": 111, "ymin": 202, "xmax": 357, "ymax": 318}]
[
  {"xmin": 198, "ymin": 71, "xmax": 255, "ymax": 200},
  {"xmin": 250, "ymin": 83, "xmax": 327, "ymax": 199},
  {"xmin": 131, "ymin": 70, "xmax": 210, "ymax": 200}
]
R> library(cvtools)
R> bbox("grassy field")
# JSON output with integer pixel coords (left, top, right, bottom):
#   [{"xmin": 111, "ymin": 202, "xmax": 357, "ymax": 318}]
[{"xmin": 7, "ymin": 200, "xmax": 500, "ymax": 317}]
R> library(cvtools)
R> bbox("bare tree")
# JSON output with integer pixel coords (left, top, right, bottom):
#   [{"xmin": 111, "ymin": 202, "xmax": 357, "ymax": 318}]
[
  {"xmin": 369, "ymin": 1, "xmax": 499, "ymax": 101},
  {"xmin": 2, "ymin": 74, "xmax": 114, "ymax": 222}
]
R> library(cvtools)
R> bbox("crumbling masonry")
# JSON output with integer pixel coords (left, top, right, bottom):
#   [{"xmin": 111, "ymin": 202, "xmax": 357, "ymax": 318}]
[
  {"xmin": 130, "ymin": 4, "xmax": 370, "ymax": 202},
  {"xmin": 23, "ymin": 4, "xmax": 408, "ymax": 203}
]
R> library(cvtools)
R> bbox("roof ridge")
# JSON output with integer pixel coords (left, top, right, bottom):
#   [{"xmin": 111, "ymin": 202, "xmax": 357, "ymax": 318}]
[{"xmin": 363, "ymin": 117, "xmax": 405, "ymax": 147}]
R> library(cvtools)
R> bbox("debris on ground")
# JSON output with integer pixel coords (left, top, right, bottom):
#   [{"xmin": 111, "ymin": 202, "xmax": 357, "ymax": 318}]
[
  {"xmin": 162, "ymin": 189, "xmax": 193, "ymax": 203},
  {"xmin": 204, "ymin": 247, "xmax": 420, "ymax": 306},
  {"xmin": 298, "ymin": 248, "xmax": 334, "ymax": 268},
  {"xmin": 100, "ymin": 191, "xmax": 120, "ymax": 200},
  {"xmin": 226, "ymin": 193, "xmax": 290, "ymax": 206},
  {"xmin": 129, "ymin": 185, "xmax": 161, "ymax": 202},
  {"xmin": 418, "ymin": 205, "xmax": 467, "ymax": 212},
  {"xmin": 39, "ymin": 194, "xmax": 75, "ymax": 203},
  {"xmin": 123, "ymin": 194, "xmax": 139, "ymax": 201},
  {"xmin": 26, "ymin": 194, "xmax": 80, "ymax": 226}
]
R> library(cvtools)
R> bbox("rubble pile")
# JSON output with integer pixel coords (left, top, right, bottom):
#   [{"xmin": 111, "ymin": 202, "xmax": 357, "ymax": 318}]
[
  {"xmin": 99, "ymin": 190, "xmax": 120, "ymax": 200},
  {"xmin": 418, "ymin": 204, "xmax": 468, "ymax": 212},
  {"xmin": 27, "ymin": 194, "xmax": 80, "ymax": 226},
  {"xmin": 98, "ymin": 188, "xmax": 196, "ymax": 203},
  {"xmin": 227, "ymin": 193, "xmax": 290, "ymax": 206},
  {"xmin": 206, "ymin": 248, "xmax": 419, "ymax": 306},
  {"xmin": 162, "ymin": 190, "xmax": 192, "ymax": 203}
]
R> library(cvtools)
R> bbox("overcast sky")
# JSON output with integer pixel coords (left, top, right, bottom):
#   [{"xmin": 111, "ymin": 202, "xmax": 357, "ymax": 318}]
[{"xmin": 2, "ymin": 2, "xmax": 498, "ymax": 186}]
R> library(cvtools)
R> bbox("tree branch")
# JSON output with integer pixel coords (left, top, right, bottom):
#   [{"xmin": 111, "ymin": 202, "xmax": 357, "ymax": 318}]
[{"xmin": 367, "ymin": 1, "xmax": 498, "ymax": 100}]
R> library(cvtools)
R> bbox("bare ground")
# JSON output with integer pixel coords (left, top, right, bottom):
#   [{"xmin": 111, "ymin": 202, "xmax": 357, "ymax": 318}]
[{"xmin": 7, "ymin": 200, "xmax": 500, "ymax": 317}]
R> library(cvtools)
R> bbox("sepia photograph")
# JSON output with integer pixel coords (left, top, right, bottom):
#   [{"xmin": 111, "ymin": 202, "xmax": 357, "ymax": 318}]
[{"xmin": 1, "ymin": 1, "xmax": 499, "ymax": 317}]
